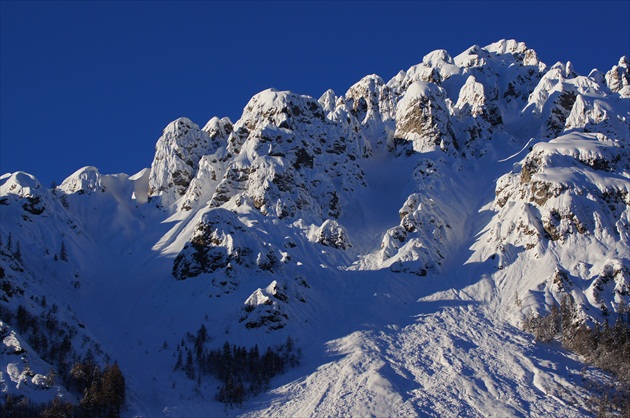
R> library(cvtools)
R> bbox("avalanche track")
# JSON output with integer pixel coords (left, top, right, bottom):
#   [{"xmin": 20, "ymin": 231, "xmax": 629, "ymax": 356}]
[{"xmin": 241, "ymin": 288, "xmax": 607, "ymax": 418}]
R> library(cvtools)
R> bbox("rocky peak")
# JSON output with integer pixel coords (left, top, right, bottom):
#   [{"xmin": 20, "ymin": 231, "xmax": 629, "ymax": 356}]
[
  {"xmin": 393, "ymin": 81, "xmax": 457, "ymax": 155},
  {"xmin": 605, "ymin": 56, "xmax": 630, "ymax": 96},
  {"xmin": 1, "ymin": 172, "xmax": 47, "ymax": 200},
  {"xmin": 401, "ymin": 49, "xmax": 461, "ymax": 88},
  {"xmin": 148, "ymin": 117, "xmax": 213, "ymax": 207},
  {"xmin": 454, "ymin": 75, "xmax": 487, "ymax": 118},
  {"xmin": 453, "ymin": 44, "xmax": 490, "ymax": 69},
  {"xmin": 422, "ymin": 49, "xmax": 454, "ymax": 66},
  {"xmin": 59, "ymin": 166, "xmax": 105, "ymax": 195},
  {"xmin": 525, "ymin": 65, "xmax": 615, "ymax": 139},
  {"xmin": 203, "ymin": 87, "xmax": 370, "ymax": 223},
  {"xmin": 343, "ymin": 74, "xmax": 396, "ymax": 146},
  {"xmin": 318, "ymin": 89, "xmax": 338, "ymax": 115},
  {"xmin": 453, "ymin": 76, "xmax": 497, "ymax": 155},
  {"xmin": 202, "ymin": 117, "xmax": 233, "ymax": 148},
  {"xmin": 0, "ymin": 172, "xmax": 54, "ymax": 216},
  {"xmin": 238, "ymin": 89, "xmax": 326, "ymax": 133},
  {"xmin": 484, "ymin": 39, "xmax": 528, "ymax": 55}
]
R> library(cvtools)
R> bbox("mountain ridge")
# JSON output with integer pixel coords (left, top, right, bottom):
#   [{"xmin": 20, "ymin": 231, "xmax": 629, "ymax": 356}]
[{"xmin": 1, "ymin": 39, "xmax": 629, "ymax": 416}]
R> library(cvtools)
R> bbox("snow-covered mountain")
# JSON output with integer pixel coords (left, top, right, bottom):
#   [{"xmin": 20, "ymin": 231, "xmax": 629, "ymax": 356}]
[{"xmin": 1, "ymin": 39, "xmax": 629, "ymax": 416}]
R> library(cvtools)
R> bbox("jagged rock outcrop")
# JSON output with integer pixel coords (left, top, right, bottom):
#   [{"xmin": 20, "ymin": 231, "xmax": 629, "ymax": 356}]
[
  {"xmin": 605, "ymin": 56, "xmax": 630, "ymax": 96},
  {"xmin": 59, "ymin": 166, "xmax": 107, "ymax": 195},
  {"xmin": 480, "ymin": 131, "xmax": 630, "ymax": 319},
  {"xmin": 523, "ymin": 62, "xmax": 614, "ymax": 139},
  {"xmin": 0, "ymin": 172, "xmax": 55, "ymax": 216},
  {"xmin": 398, "ymin": 49, "xmax": 461, "ymax": 90},
  {"xmin": 343, "ymin": 75, "xmax": 396, "ymax": 146},
  {"xmin": 316, "ymin": 219, "xmax": 351, "ymax": 250},
  {"xmin": 148, "ymin": 117, "xmax": 217, "ymax": 207},
  {"xmin": 207, "ymin": 89, "xmax": 369, "ymax": 222},
  {"xmin": 172, "ymin": 208, "xmax": 281, "ymax": 286},
  {"xmin": 393, "ymin": 81, "xmax": 457, "ymax": 155}
]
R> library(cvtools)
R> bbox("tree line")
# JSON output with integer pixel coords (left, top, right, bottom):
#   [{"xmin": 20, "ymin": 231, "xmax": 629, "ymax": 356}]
[
  {"xmin": 523, "ymin": 295, "xmax": 630, "ymax": 416},
  {"xmin": 174, "ymin": 324, "xmax": 300, "ymax": 404},
  {"xmin": 1, "ymin": 361, "xmax": 125, "ymax": 418},
  {"xmin": 0, "ymin": 302, "xmax": 126, "ymax": 417}
]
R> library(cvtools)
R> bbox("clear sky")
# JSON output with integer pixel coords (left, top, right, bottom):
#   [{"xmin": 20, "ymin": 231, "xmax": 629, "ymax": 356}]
[{"xmin": 1, "ymin": 1, "xmax": 629, "ymax": 187}]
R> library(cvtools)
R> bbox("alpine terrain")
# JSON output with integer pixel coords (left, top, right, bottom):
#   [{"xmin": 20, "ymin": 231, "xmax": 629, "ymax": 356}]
[{"xmin": 1, "ymin": 39, "xmax": 629, "ymax": 417}]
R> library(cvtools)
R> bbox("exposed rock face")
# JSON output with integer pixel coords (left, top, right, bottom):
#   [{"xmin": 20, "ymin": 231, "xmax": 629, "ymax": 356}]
[
  {"xmin": 393, "ymin": 81, "xmax": 457, "ymax": 155},
  {"xmin": 343, "ymin": 75, "xmax": 396, "ymax": 146},
  {"xmin": 316, "ymin": 219, "xmax": 351, "ymax": 249},
  {"xmin": 523, "ymin": 63, "xmax": 614, "ymax": 139},
  {"xmin": 605, "ymin": 56, "xmax": 630, "ymax": 96},
  {"xmin": 148, "ymin": 117, "xmax": 216, "ymax": 207},
  {"xmin": 481, "ymin": 131, "xmax": 630, "ymax": 318},
  {"xmin": 453, "ymin": 75, "xmax": 495, "ymax": 155},
  {"xmin": 495, "ymin": 133, "xmax": 629, "ymax": 239},
  {"xmin": 172, "ymin": 208, "xmax": 283, "ymax": 288},
  {"xmin": 207, "ymin": 89, "xmax": 369, "ymax": 222}
]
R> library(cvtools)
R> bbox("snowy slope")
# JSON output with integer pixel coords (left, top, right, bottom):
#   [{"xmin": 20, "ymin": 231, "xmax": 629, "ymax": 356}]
[{"xmin": 1, "ymin": 39, "xmax": 629, "ymax": 416}]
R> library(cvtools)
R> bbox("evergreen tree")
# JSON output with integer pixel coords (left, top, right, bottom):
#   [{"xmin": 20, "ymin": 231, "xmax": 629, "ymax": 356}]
[
  {"xmin": 101, "ymin": 363, "xmax": 126, "ymax": 417},
  {"xmin": 45, "ymin": 369, "xmax": 56, "ymax": 387},
  {"xmin": 560, "ymin": 293, "xmax": 578, "ymax": 344},
  {"xmin": 60, "ymin": 240, "xmax": 68, "ymax": 262},
  {"xmin": 41, "ymin": 396, "xmax": 73, "ymax": 418},
  {"xmin": 14, "ymin": 241, "xmax": 23, "ymax": 263},
  {"xmin": 194, "ymin": 324, "xmax": 207, "ymax": 359},
  {"xmin": 185, "ymin": 350, "xmax": 195, "ymax": 379}
]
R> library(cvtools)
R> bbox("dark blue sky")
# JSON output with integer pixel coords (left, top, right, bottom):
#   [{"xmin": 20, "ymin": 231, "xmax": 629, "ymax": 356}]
[{"xmin": 1, "ymin": 1, "xmax": 629, "ymax": 186}]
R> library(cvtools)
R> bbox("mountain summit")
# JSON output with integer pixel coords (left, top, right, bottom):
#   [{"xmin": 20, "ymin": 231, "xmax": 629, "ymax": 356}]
[{"xmin": 1, "ymin": 39, "xmax": 629, "ymax": 416}]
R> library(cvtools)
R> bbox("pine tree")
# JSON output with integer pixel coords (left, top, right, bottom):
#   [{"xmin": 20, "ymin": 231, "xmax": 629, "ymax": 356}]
[
  {"xmin": 59, "ymin": 240, "xmax": 68, "ymax": 262},
  {"xmin": 561, "ymin": 293, "xmax": 578, "ymax": 345},
  {"xmin": 41, "ymin": 396, "xmax": 73, "ymax": 418},
  {"xmin": 618, "ymin": 300, "xmax": 629, "ymax": 325},
  {"xmin": 195, "ymin": 324, "xmax": 208, "ymax": 359},
  {"xmin": 60, "ymin": 194, "xmax": 69, "ymax": 209},
  {"xmin": 101, "ymin": 362, "xmax": 126, "ymax": 416},
  {"xmin": 14, "ymin": 241, "xmax": 22, "ymax": 263},
  {"xmin": 45, "ymin": 369, "xmax": 56, "ymax": 387}
]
